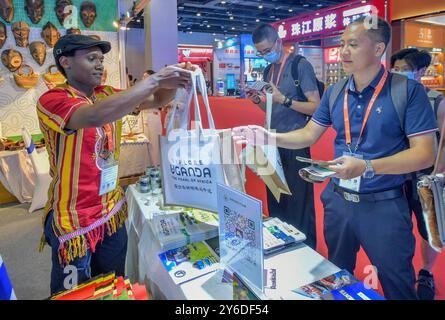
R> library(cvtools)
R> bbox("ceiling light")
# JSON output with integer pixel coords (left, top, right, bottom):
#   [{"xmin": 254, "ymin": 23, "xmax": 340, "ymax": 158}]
[
  {"xmin": 207, "ymin": 25, "xmax": 211, "ymax": 28},
  {"xmin": 256, "ymin": 19, "xmax": 260, "ymax": 22},
  {"xmin": 221, "ymin": 0, "xmax": 226, "ymax": 3},
  {"xmin": 315, "ymin": 13, "xmax": 320, "ymax": 16},
  {"xmin": 258, "ymin": 5, "xmax": 263, "ymax": 9},
  {"xmin": 243, "ymin": 23, "xmax": 247, "ymax": 26},
  {"xmin": 189, "ymin": 31, "xmax": 193, "ymax": 34},
  {"xmin": 213, "ymin": 33, "xmax": 216, "ymax": 35},
  {"xmin": 302, "ymin": 4, "xmax": 309, "ymax": 7},
  {"xmin": 231, "ymin": 27, "xmax": 235, "ymax": 30},
  {"xmin": 361, "ymin": 0, "xmax": 366, "ymax": 2},
  {"xmin": 177, "ymin": 22, "xmax": 181, "ymax": 26},
  {"xmin": 196, "ymin": 12, "xmax": 201, "ymax": 16},
  {"xmin": 178, "ymin": 6, "xmax": 184, "ymax": 10},
  {"xmin": 317, "ymin": 4, "xmax": 323, "ymax": 7},
  {"xmin": 229, "ymin": 16, "xmax": 234, "ymax": 20},
  {"xmin": 288, "ymin": 9, "xmax": 293, "ymax": 12}
]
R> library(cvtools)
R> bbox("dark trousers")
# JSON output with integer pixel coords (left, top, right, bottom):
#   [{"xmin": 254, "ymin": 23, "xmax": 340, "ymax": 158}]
[
  {"xmin": 266, "ymin": 146, "xmax": 316, "ymax": 249},
  {"xmin": 321, "ymin": 183, "xmax": 417, "ymax": 300},
  {"xmin": 44, "ymin": 211, "xmax": 128, "ymax": 295}
]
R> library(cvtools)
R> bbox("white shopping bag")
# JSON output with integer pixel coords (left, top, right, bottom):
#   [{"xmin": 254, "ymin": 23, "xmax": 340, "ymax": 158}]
[{"xmin": 160, "ymin": 67, "xmax": 244, "ymax": 212}]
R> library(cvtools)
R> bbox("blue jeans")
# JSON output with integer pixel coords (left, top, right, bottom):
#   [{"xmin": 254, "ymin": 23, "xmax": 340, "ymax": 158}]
[{"xmin": 44, "ymin": 211, "xmax": 127, "ymax": 295}]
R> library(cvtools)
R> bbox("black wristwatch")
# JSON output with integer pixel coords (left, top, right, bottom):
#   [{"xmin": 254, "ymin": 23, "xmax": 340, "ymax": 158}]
[{"xmin": 283, "ymin": 96, "xmax": 293, "ymax": 108}]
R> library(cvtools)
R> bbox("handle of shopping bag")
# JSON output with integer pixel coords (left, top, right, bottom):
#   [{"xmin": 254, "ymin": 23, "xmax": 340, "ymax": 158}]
[
  {"xmin": 433, "ymin": 118, "xmax": 445, "ymax": 175},
  {"xmin": 265, "ymin": 92, "xmax": 273, "ymax": 130}
]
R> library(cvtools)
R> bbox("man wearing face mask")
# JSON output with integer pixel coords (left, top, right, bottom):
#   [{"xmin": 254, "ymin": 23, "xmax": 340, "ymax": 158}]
[
  {"xmin": 247, "ymin": 24, "xmax": 321, "ymax": 249},
  {"xmin": 391, "ymin": 48, "xmax": 445, "ymax": 300}
]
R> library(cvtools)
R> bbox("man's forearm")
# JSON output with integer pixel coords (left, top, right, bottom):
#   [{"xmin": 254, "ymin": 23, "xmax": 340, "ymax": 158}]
[
  {"xmin": 275, "ymin": 123, "xmax": 323, "ymax": 150},
  {"xmin": 67, "ymin": 78, "xmax": 158, "ymax": 129},
  {"xmin": 289, "ymin": 100, "xmax": 318, "ymax": 116},
  {"xmin": 371, "ymin": 145, "xmax": 435, "ymax": 175}
]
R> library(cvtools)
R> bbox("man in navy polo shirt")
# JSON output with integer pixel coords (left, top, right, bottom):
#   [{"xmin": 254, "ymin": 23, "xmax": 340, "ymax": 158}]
[{"xmin": 233, "ymin": 17, "xmax": 437, "ymax": 300}]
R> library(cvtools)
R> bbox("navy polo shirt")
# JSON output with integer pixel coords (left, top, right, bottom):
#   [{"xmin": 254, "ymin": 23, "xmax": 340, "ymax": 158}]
[{"xmin": 312, "ymin": 66, "xmax": 438, "ymax": 193}]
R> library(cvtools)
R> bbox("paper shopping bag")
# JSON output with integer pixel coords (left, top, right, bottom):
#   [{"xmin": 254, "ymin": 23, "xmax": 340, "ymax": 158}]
[{"xmin": 239, "ymin": 92, "xmax": 291, "ymax": 202}]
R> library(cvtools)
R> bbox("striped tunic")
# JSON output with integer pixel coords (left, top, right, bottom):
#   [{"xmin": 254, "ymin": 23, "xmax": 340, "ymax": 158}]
[{"xmin": 37, "ymin": 83, "xmax": 127, "ymax": 264}]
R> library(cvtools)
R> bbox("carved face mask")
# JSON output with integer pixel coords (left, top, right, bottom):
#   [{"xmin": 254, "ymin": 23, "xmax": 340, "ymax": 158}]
[
  {"xmin": 0, "ymin": 0, "xmax": 14, "ymax": 23},
  {"xmin": 12, "ymin": 22, "xmax": 30, "ymax": 47},
  {"xmin": 66, "ymin": 28, "xmax": 81, "ymax": 35},
  {"xmin": 29, "ymin": 41, "xmax": 46, "ymax": 66},
  {"xmin": 55, "ymin": 0, "xmax": 73, "ymax": 26},
  {"xmin": 1, "ymin": 49, "xmax": 23, "ymax": 72},
  {"xmin": 80, "ymin": 1, "xmax": 97, "ymax": 28},
  {"xmin": 0, "ymin": 21, "xmax": 6, "ymax": 49},
  {"xmin": 25, "ymin": 0, "xmax": 44, "ymax": 24},
  {"xmin": 41, "ymin": 22, "xmax": 60, "ymax": 48}
]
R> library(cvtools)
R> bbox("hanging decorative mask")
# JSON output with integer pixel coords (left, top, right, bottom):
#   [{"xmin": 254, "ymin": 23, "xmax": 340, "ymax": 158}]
[
  {"xmin": 41, "ymin": 22, "xmax": 60, "ymax": 48},
  {"xmin": 0, "ymin": 21, "xmax": 6, "ymax": 49},
  {"xmin": 66, "ymin": 28, "xmax": 81, "ymax": 35},
  {"xmin": 80, "ymin": 1, "xmax": 97, "ymax": 28},
  {"xmin": 54, "ymin": 0, "xmax": 72, "ymax": 26},
  {"xmin": 0, "ymin": 0, "xmax": 14, "ymax": 23},
  {"xmin": 12, "ymin": 22, "xmax": 30, "ymax": 47},
  {"xmin": 1, "ymin": 49, "xmax": 23, "ymax": 72},
  {"xmin": 25, "ymin": 0, "xmax": 44, "ymax": 24},
  {"xmin": 29, "ymin": 41, "xmax": 46, "ymax": 66}
]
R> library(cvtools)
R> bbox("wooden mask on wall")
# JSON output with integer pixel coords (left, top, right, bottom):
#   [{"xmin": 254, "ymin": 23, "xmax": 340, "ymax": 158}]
[
  {"xmin": 55, "ymin": 0, "xmax": 73, "ymax": 26},
  {"xmin": 12, "ymin": 22, "xmax": 30, "ymax": 47},
  {"xmin": 25, "ymin": 0, "xmax": 45, "ymax": 24},
  {"xmin": 29, "ymin": 41, "xmax": 47, "ymax": 66},
  {"xmin": 0, "ymin": 21, "xmax": 6, "ymax": 49},
  {"xmin": 1, "ymin": 49, "xmax": 23, "ymax": 72},
  {"xmin": 41, "ymin": 22, "xmax": 60, "ymax": 48},
  {"xmin": 0, "ymin": 0, "xmax": 14, "ymax": 23},
  {"xmin": 80, "ymin": 1, "xmax": 97, "ymax": 28}
]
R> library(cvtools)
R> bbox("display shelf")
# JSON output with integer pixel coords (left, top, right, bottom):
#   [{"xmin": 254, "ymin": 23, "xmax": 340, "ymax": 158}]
[{"xmin": 420, "ymin": 50, "xmax": 444, "ymax": 89}]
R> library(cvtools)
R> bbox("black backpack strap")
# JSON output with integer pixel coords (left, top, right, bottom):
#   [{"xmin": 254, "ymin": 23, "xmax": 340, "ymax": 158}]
[
  {"xmin": 390, "ymin": 73, "xmax": 408, "ymax": 132},
  {"xmin": 291, "ymin": 55, "xmax": 306, "ymax": 101},
  {"xmin": 263, "ymin": 63, "xmax": 273, "ymax": 83},
  {"xmin": 328, "ymin": 78, "xmax": 348, "ymax": 118}
]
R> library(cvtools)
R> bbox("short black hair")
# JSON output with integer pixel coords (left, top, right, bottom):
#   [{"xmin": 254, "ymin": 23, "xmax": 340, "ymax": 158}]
[
  {"xmin": 55, "ymin": 51, "xmax": 75, "ymax": 77},
  {"xmin": 390, "ymin": 48, "xmax": 419, "ymax": 68},
  {"xmin": 350, "ymin": 16, "xmax": 391, "ymax": 52},
  {"xmin": 252, "ymin": 23, "xmax": 278, "ymax": 44},
  {"xmin": 144, "ymin": 69, "xmax": 155, "ymax": 76},
  {"xmin": 403, "ymin": 51, "xmax": 432, "ymax": 70}
]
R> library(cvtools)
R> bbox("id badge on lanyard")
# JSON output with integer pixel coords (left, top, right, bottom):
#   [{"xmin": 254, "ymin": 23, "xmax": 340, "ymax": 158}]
[
  {"xmin": 340, "ymin": 69, "xmax": 388, "ymax": 192},
  {"xmin": 339, "ymin": 152, "xmax": 362, "ymax": 192},
  {"xmin": 99, "ymin": 123, "xmax": 118, "ymax": 196}
]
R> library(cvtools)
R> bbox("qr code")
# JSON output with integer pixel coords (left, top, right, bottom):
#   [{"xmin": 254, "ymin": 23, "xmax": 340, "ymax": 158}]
[{"xmin": 224, "ymin": 209, "xmax": 257, "ymax": 245}]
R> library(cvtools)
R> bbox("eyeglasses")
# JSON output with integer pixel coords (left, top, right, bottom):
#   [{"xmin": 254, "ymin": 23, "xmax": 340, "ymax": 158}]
[{"xmin": 256, "ymin": 39, "xmax": 278, "ymax": 57}]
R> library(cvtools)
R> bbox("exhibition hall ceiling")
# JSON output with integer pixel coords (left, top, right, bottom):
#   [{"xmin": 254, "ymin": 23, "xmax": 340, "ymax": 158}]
[{"xmin": 128, "ymin": 0, "xmax": 352, "ymax": 35}]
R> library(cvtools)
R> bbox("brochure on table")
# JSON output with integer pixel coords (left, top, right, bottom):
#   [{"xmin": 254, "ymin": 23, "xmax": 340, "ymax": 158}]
[{"xmin": 217, "ymin": 183, "xmax": 264, "ymax": 293}]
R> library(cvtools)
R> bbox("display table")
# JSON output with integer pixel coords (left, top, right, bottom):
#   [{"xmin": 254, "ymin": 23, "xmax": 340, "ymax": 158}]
[
  {"xmin": 119, "ymin": 134, "xmax": 152, "ymax": 179},
  {"xmin": 125, "ymin": 185, "xmax": 340, "ymax": 300},
  {"xmin": 0, "ymin": 149, "xmax": 36, "ymax": 203}
]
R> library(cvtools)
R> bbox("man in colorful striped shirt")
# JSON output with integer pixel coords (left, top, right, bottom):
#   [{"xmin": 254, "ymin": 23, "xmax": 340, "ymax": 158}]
[{"xmin": 37, "ymin": 34, "xmax": 192, "ymax": 295}]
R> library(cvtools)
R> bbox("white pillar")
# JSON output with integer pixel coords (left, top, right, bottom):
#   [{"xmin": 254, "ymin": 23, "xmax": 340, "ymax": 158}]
[{"xmin": 144, "ymin": 0, "xmax": 178, "ymax": 71}]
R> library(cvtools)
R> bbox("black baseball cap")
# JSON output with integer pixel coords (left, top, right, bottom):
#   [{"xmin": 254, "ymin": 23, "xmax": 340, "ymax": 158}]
[{"xmin": 53, "ymin": 34, "xmax": 111, "ymax": 61}]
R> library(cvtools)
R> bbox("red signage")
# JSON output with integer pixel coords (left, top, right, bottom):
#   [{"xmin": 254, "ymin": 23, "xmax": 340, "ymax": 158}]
[
  {"xmin": 178, "ymin": 46, "xmax": 213, "ymax": 62},
  {"xmin": 324, "ymin": 47, "xmax": 341, "ymax": 63},
  {"xmin": 273, "ymin": 0, "xmax": 385, "ymax": 42}
]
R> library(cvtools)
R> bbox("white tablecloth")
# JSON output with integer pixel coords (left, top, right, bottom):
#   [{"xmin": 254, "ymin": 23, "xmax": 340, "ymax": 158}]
[
  {"xmin": 0, "ymin": 150, "xmax": 36, "ymax": 203},
  {"xmin": 119, "ymin": 134, "xmax": 152, "ymax": 178},
  {"xmin": 125, "ymin": 185, "xmax": 340, "ymax": 300}
]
